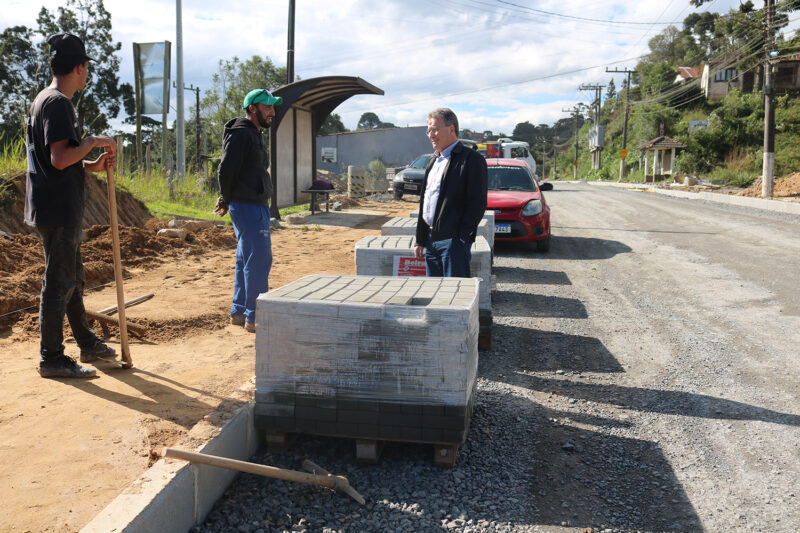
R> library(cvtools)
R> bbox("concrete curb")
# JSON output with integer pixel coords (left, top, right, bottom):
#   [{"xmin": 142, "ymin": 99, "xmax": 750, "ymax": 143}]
[
  {"xmin": 587, "ymin": 180, "xmax": 800, "ymax": 216},
  {"xmin": 81, "ymin": 391, "xmax": 259, "ymax": 533}
]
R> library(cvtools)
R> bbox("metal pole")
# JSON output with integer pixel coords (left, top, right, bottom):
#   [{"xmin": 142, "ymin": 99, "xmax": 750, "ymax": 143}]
[
  {"xmin": 195, "ymin": 86, "xmax": 201, "ymax": 173},
  {"xmin": 133, "ymin": 43, "xmax": 142, "ymax": 172},
  {"xmin": 287, "ymin": 0, "xmax": 295, "ymax": 84},
  {"xmin": 175, "ymin": 0, "xmax": 185, "ymax": 180},
  {"xmin": 762, "ymin": 0, "xmax": 775, "ymax": 198},
  {"xmin": 162, "ymin": 40, "xmax": 171, "ymax": 179}
]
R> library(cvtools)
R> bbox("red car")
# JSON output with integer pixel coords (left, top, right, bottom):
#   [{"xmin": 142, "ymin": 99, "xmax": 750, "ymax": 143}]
[{"xmin": 486, "ymin": 158, "xmax": 552, "ymax": 252}]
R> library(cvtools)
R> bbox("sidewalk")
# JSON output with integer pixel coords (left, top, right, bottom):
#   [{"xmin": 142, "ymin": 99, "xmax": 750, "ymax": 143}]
[{"xmin": 587, "ymin": 180, "xmax": 800, "ymax": 216}]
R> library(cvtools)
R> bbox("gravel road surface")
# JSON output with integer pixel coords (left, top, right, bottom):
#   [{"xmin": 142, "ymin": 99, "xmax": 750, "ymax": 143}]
[{"xmin": 196, "ymin": 182, "xmax": 800, "ymax": 532}]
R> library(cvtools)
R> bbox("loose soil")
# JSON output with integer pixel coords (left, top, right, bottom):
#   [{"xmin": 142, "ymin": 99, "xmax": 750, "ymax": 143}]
[
  {"xmin": 737, "ymin": 172, "xmax": 800, "ymax": 198},
  {"xmin": 0, "ymin": 187, "xmax": 417, "ymax": 532}
]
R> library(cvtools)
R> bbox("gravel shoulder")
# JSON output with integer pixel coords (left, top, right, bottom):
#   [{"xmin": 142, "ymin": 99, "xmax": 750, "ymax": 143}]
[{"xmin": 199, "ymin": 183, "xmax": 800, "ymax": 533}]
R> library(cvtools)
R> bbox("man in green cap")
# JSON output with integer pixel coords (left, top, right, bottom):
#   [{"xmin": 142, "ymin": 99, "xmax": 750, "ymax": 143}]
[{"xmin": 215, "ymin": 88, "xmax": 282, "ymax": 332}]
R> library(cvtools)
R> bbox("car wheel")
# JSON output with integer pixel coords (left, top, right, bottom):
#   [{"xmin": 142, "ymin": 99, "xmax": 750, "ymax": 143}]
[
  {"xmin": 393, "ymin": 189, "xmax": 403, "ymax": 200},
  {"xmin": 535, "ymin": 234, "xmax": 550, "ymax": 253}
]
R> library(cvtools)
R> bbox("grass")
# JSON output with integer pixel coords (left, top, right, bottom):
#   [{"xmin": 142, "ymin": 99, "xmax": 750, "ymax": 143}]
[
  {"xmin": 114, "ymin": 169, "xmax": 310, "ymax": 222},
  {"xmin": 0, "ymin": 136, "xmax": 26, "ymax": 210}
]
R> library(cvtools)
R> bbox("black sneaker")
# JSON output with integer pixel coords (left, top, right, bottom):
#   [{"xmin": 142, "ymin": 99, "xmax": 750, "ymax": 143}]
[
  {"xmin": 79, "ymin": 341, "xmax": 118, "ymax": 363},
  {"xmin": 39, "ymin": 354, "xmax": 97, "ymax": 378}
]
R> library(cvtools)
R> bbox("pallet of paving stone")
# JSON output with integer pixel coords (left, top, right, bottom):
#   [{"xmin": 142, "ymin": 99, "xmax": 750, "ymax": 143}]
[
  {"xmin": 354, "ymin": 235, "xmax": 492, "ymax": 349},
  {"xmin": 410, "ymin": 210, "xmax": 495, "ymax": 250},
  {"xmin": 254, "ymin": 275, "xmax": 479, "ymax": 466}
]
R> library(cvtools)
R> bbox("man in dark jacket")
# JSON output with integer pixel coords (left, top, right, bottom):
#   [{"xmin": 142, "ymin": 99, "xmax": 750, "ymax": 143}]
[
  {"xmin": 214, "ymin": 88, "xmax": 282, "ymax": 332},
  {"xmin": 27, "ymin": 33, "xmax": 120, "ymax": 378},
  {"xmin": 415, "ymin": 108, "xmax": 487, "ymax": 277}
]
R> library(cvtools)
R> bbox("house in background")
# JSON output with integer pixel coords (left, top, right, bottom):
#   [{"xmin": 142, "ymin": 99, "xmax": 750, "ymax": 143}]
[
  {"xmin": 674, "ymin": 65, "xmax": 702, "ymax": 85},
  {"xmin": 700, "ymin": 55, "xmax": 742, "ymax": 101},
  {"xmin": 699, "ymin": 52, "xmax": 800, "ymax": 101}
]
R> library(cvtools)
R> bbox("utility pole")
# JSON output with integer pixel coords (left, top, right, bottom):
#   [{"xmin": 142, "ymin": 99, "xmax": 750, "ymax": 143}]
[
  {"xmin": 579, "ymin": 83, "xmax": 605, "ymax": 170},
  {"xmin": 287, "ymin": 0, "xmax": 295, "ymax": 84},
  {"xmin": 562, "ymin": 106, "xmax": 582, "ymax": 180},
  {"xmin": 552, "ymin": 133, "xmax": 557, "ymax": 180},
  {"xmin": 175, "ymin": 0, "xmax": 185, "ymax": 180},
  {"xmin": 762, "ymin": 0, "xmax": 776, "ymax": 197},
  {"xmin": 607, "ymin": 67, "xmax": 635, "ymax": 180}
]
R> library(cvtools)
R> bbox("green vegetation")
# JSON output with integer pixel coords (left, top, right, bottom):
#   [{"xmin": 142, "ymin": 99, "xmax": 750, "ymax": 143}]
[{"xmin": 514, "ymin": 2, "xmax": 800, "ymax": 187}]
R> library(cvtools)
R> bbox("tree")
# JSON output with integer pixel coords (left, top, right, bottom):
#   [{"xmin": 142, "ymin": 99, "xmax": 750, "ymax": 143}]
[
  {"xmin": 200, "ymin": 55, "xmax": 287, "ymax": 150},
  {"xmin": 606, "ymin": 78, "xmax": 617, "ymax": 101},
  {"xmin": 357, "ymin": 112, "xmax": 381, "ymax": 130},
  {"xmin": 0, "ymin": 25, "xmax": 44, "ymax": 145},
  {"xmin": 35, "ymin": 0, "xmax": 133, "ymax": 135},
  {"xmin": 318, "ymin": 113, "xmax": 347, "ymax": 135}
]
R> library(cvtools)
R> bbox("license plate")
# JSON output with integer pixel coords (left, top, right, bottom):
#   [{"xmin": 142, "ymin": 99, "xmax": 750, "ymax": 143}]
[
  {"xmin": 495, "ymin": 223, "xmax": 511, "ymax": 234},
  {"xmin": 405, "ymin": 183, "xmax": 419, "ymax": 191}
]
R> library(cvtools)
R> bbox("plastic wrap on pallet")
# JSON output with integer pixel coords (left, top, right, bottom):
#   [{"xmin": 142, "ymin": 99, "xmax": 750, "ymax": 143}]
[
  {"xmin": 410, "ymin": 210, "xmax": 495, "ymax": 249},
  {"xmin": 354, "ymin": 235, "xmax": 491, "ymax": 313},
  {"xmin": 255, "ymin": 275, "xmax": 479, "ymax": 407}
]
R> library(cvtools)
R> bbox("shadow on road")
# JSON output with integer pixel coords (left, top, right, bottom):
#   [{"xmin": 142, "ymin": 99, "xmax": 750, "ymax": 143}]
[
  {"xmin": 514, "ymin": 374, "xmax": 800, "ymax": 428},
  {"xmin": 488, "ymin": 323, "xmax": 623, "ymax": 373},
  {"xmin": 492, "ymin": 291, "xmax": 588, "ymax": 319},
  {"xmin": 494, "ymin": 236, "xmax": 632, "ymax": 260},
  {"xmin": 492, "ymin": 266, "xmax": 572, "ymax": 285}
]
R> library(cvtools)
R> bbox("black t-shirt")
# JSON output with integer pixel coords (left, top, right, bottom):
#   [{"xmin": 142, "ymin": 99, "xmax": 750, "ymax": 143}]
[{"xmin": 24, "ymin": 87, "xmax": 86, "ymax": 227}]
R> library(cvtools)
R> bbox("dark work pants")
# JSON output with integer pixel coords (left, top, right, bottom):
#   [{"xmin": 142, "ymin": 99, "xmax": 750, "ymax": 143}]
[
  {"xmin": 425, "ymin": 232, "xmax": 472, "ymax": 278},
  {"xmin": 37, "ymin": 225, "xmax": 98, "ymax": 358}
]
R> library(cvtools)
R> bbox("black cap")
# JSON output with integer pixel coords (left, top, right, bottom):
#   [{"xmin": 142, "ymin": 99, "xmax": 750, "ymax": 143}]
[{"xmin": 48, "ymin": 33, "xmax": 94, "ymax": 61}]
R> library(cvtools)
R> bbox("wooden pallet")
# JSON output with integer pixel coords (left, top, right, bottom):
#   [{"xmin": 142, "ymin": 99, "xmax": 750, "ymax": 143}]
[{"xmin": 265, "ymin": 431, "xmax": 463, "ymax": 468}]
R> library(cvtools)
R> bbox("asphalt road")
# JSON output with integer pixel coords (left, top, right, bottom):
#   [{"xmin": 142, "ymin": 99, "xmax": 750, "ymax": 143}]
[{"xmin": 486, "ymin": 181, "xmax": 800, "ymax": 530}]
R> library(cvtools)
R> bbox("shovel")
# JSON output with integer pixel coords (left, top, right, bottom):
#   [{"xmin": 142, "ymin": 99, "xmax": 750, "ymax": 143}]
[
  {"xmin": 105, "ymin": 155, "xmax": 133, "ymax": 368},
  {"xmin": 162, "ymin": 447, "xmax": 365, "ymax": 504}
]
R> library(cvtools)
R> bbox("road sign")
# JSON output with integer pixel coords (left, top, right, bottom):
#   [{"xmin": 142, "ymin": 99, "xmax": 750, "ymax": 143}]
[{"xmin": 620, "ymin": 148, "xmax": 628, "ymax": 159}]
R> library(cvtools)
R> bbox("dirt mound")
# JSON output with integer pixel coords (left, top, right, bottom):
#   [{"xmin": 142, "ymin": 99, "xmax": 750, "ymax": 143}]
[
  {"xmin": 738, "ymin": 173, "xmax": 800, "ymax": 197},
  {"xmin": 0, "ymin": 172, "xmax": 152, "ymax": 235},
  {"xmin": 0, "ymin": 223, "xmax": 237, "ymax": 332}
]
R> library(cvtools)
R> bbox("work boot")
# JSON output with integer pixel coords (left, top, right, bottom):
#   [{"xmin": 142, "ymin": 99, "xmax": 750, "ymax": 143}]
[
  {"xmin": 79, "ymin": 341, "xmax": 118, "ymax": 363},
  {"xmin": 244, "ymin": 321, "xmax": 256, "ymax": 333},
  {"xmin": 230, "ymin": 314, "xmax": 245, "ymax": 326},
  {"xmin": 39, "ymin": 354, "xmax": 97, "ymax": 378}
]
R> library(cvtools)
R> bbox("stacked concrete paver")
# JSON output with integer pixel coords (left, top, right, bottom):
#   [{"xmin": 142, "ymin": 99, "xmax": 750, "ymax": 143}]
[
  {"xmin": 254, "ymin": 275, "xmax": 479, "ymax": 444},
  {"xmin": 354, "ymin": 235, "xmax": 492, "ymax": 339},
  {"xmin": 382, "ymin": 217, "xmax": 491, "ymax": 249}
]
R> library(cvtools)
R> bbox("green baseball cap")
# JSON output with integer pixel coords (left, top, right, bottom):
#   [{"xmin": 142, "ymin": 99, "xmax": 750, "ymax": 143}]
[{"xmin": 242, "ymin": 88, "xmax": 282, "ymax": 110}]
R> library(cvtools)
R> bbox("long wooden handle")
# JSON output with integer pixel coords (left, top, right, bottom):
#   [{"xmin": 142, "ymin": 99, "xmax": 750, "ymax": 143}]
[
  {"xmin": 105, "ymin": 163, "xmax": 132, "ymax": 368},
  {"xmin": 164, "ymin": 447, "xmax": 337, "ymax": 488},
  {"xmin": 163, "ymin": 447, "xmax": 365, "ymax": 504}
]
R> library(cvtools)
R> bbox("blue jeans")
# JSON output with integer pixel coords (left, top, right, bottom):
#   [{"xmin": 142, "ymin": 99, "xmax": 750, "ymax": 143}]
[
  {"xmin": 37, "ymin": 225, "xmax": 99, "ymax": 358},
  {"xmin": 228, "ymin": 202, "xmax": 272, "ymax": 324},
  {"xmin": 425, "ymin": 234, "xmax": 472, "ymax": 277}
]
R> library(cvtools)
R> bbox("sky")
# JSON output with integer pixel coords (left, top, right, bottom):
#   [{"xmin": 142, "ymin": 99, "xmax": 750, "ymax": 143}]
[{"xmin": 4, "ymin": 0, "xmax": 756, "ymax": 135}]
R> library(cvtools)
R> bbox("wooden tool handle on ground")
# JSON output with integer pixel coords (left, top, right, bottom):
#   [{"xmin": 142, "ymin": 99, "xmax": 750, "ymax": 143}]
[
  {"xmin": 163, "ymin": 447, "xmax": 365, "ymax": 504},
  {"xmin": 85, "ymin": 309, "xmax": 146, "ymax": 337},
  {"xmin": 105, "ymin": 164, "xmax": 132, "ymax": 368}
]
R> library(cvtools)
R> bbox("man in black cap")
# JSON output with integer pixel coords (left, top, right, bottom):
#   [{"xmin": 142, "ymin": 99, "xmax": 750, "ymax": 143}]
[
  {"xmin": 26, "ymin": 32, "xmax": 119, "ymax": 378},
  {"xmin": 214, "ymin": 88, "xmax": 282, "ymax": 333}
]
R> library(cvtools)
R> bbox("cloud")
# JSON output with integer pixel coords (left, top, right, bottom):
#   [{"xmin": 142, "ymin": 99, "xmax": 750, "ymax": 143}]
[{"xmin": 5, "ymin": 0, "xmax": 751, "ymax": 133}]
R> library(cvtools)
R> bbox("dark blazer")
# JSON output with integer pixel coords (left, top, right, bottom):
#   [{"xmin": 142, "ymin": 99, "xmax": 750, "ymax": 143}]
[{"xmin": 415, "ymin": 141, "xmax": 488, "ymax": 247}]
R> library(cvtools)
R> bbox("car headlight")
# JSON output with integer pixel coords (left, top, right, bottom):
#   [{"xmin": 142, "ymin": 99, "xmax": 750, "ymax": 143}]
[
  {"xmin": 521, "ymin": 199, "xmax": 543, "ymax": 216},
  {"xmin": 393, "ymin": 173, "xmax": 404, "ymax": 182}
]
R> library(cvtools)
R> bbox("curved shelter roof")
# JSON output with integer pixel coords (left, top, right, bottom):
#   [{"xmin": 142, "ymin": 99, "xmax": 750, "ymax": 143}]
[{"xmin": 271, "ymin": 76, "xmax": 384, "ymax": 131}]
